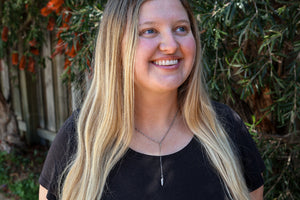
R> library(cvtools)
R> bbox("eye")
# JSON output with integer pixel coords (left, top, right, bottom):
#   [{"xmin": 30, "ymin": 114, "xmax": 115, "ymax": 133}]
[
  {"xmin": 139, "ymin": 28, "xmax": 158, "ymax": 37},
  {"xmin": 176, "ymin": 26, "xmax": 186, "ymax": 32},
  {"xmin": 175, "ymin": 26, "xmax": 189, "ymax": 34},
  {"xmin": 144, "ymin": 29, "xmax": 156, "ymax": 34}
]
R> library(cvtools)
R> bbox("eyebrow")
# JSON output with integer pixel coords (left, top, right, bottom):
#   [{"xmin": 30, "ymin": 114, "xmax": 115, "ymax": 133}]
[{"xmin": 139, "ymin": 19, "xmax": 190, "ymax": 26}]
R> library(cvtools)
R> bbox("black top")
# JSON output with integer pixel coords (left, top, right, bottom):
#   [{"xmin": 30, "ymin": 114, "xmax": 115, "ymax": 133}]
[{"xmin": 39, "ymin": 102, "xmax": 265, "ymax": 200}]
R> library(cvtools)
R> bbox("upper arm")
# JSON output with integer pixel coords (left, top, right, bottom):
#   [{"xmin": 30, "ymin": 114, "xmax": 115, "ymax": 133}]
[
  {"xmin": 213, "ymin": 102, "xmax": 266, "ymax": 195},
  {"xmin": 250, "ymin": 185, "xmax": 264, "ymax": 200},
  {"xmin": 39, "ymin": 185, "xmax": 48, "ymax": 200},
  {"xmin": 38, "ymin": 112, "xmax": 77, "ymax": 199}
]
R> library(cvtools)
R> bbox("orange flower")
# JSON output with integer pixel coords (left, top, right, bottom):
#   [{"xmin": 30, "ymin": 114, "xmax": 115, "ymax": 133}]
[
  {"xmin": 27, "ymin": 57, "xmax": 35, "ymax": 73},
  {"xmin": 56, "ymin": 30, "xmax": 62, "ymax": 39},
  {"xmin": 51, "ymin": 38, "xmax": 65, "ymax": 58},
  {"xmin": 66, "ymin": 45, "xmax": 76, "ymax": 58},
  {"xmin": 55, "ymin": 6, "xmax": 63, "ymax": 15},
  {"xmin": 66, "ymin": 40, "xmax": 81, "ymax": 58},
  {"xmin": 62, "ymin": 22, "xmax": 70, "ymax": 30},
  {"xmin": 64, "ymin": 58, "xmax": 71, "ymax": 69},
  {"xmin": 86, "ymin": 58, "xmax": 91, "ymax": 68},
  {"xmin": 12, "ymin": 53, "xmax": 19, "ymax": 65},
  {"xmin": 29, "ymin": 39, "xmax": 37, "ymax": 47},
  {"xmin": 47, "ymin": 17, "xmax": 56, "ymax": 31},
  {"xmin": 1, "ymin": 27, "xmax": 8, "ymax": 42},
  {"xmin": 47, "ymin": 0, "xmax": 64, "ymax": 11},
  {"xmin": 86, "ymin": 57, "xmax": 93, "ymax": 79},
  {"xmin": 41, "ymin": 7, "xmax": 52, "ymax": 17},
  {"xmin": 30, "ymin": 48, "xmax": 39, "ymax": 56},
  {"xmin": 19, "ymin": 56, "xmax": 26, "ymax": 70},
  {"xmin": 64, "ymin": 58, "xmax": 71, "ymax": 74},
  {"xmin": 63, "ymin": 11, "xmax": 72, "ymax": 23}
]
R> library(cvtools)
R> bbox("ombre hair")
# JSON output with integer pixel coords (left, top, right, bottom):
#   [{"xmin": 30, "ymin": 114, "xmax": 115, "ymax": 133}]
[{"xmin": 61, "ymin": 0, "xmax": 250, "ymax": 199}]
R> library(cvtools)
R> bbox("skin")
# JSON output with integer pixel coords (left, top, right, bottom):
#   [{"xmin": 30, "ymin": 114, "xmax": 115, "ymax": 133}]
[
  {"xmin": 131, "ymin": 0, "xmax": 195, "ymax": 157},
  {"xmin": 134, "ymin": 0, "xmax": 196, "ymax": 95},
  {"xmin": 251, "ymin": 185, "xmax": 264, "ymax": 200},
  {"xmin": 39, "ymin": 185, "xmax": 47, "ymax": 200},
  {"xmin": 39, "ymin": 0, "xmax": 264, "ymax": 199}
]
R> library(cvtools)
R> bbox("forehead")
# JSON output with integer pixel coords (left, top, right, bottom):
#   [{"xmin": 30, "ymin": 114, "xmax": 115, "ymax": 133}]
[{"xmin": 139, "ymin": 0, "xmax": 189, "ymax": 23}]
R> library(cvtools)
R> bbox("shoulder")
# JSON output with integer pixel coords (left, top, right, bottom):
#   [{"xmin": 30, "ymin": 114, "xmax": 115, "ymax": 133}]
[
  {"xmin": 211, "ymin": 101, "xmax": 265, "ymax": 191},
  {"xmin": 46, "ymin": 110, "xmax": 79, "ymax": 163},
  {"xmin": 39, "ymin": 110, "xmax": 79, "ymax": 199},
  {"xmin": 48, "ymin": 109, "xmax": 79, "ymax": 167},
  {"xmin": 53, "ymin": 110, "xmax": 79, "ymax": 149},
  {"xmin": 211, "ymin": 100, "xmax": 253, "ymax": 148},
  {"xmin": 211, "ymin": 101, "xmax": 244, "ymax": 134}
]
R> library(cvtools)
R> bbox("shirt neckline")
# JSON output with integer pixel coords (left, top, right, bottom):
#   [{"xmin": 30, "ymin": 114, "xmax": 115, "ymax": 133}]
[{"xmin": 126, "ymin": 137, "xmax": 197, "ymax": 160}]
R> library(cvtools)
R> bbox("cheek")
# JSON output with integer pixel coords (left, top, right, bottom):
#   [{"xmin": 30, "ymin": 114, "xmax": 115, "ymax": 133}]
[
  {"xmin": 181, "ymin": 36, "xmax": 196, "ymax": 79},
  {"xmin": 134, "ymin": 38, "xmax": 157, "ymax": 66},
  {"xmin": 183, "ymin": 36, "xmax": 196, "ymax": 61}
]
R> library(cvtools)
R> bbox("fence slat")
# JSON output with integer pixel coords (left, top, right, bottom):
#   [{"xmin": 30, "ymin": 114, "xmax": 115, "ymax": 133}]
[
  {"xmin": 0, "ymin": 58, "xmax": 10, "ymax": 100},
  {"xmin": 53, "ymin": 52, "xmax": 69, "ymax": 128},
  {"xmin": 18, "ymin": 41, "xmax": 39, "ymax": 144},
  {"xmin": 42, "ymin": 31, "xmax": 57, "ymax": 132},
  {"xmin": 36, "ymin": 66, "xmax": 45, "ymax": 129},
  {"xmin": 0, "ymin": 31, "xmax": 86, "ymax": 143},
  {"xmin": 5, "ymin": 52, "xmax": 23, "ymax": 121}
]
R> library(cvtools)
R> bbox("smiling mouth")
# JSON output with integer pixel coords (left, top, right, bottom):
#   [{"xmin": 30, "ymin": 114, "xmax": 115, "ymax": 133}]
[{"xmin": 152, "ymin": 59, "xmax": 179, "ymax": 66}]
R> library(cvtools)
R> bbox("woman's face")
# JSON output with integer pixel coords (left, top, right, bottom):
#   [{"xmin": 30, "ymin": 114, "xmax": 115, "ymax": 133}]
[{"xmin": 134, "ymin": 0, "xmax": 196, "ymax": 94}]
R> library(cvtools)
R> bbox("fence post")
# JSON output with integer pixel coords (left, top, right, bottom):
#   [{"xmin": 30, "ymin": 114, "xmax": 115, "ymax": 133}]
[
  {"xmin": 17, "ymin": 33, "xmax": 39, "ymax": 144},
  {"xmin": 0, "ymin": 57, "xmax": 10, "ymax": 100},
  {"xmin": 51, "ymin": 30, "xmax": 70, "ymax": 127},
  {"xmin": 42, "ymin": 31, "xmax": 57, "ymax": 133}
]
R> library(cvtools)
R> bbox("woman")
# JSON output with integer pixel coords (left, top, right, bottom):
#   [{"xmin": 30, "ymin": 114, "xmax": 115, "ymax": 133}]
[{"xmin": 39, "ymin": 0, "xmax": 265, "ymax": 199}]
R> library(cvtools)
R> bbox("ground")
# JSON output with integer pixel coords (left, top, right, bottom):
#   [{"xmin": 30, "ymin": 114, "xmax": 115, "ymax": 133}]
[
  {"xmin": 0, "ymin": 144, "xmax": 48, "ymax": 200},
  {"xmin": 0, "ymin": 192, "xmax": 12, "ymax": 200}
]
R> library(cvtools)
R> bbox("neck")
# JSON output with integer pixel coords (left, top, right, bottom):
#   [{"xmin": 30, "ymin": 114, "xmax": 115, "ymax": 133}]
[
  {"xmin": 131, "ymin": 88, "xmax": 193, "ymax": 157},
  {"xmin": 134, "ymin": 89, "xmax": 178, "ymax": 138}
]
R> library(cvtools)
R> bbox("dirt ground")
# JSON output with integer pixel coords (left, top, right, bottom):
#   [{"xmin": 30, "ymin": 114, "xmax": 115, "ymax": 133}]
[{"xmin": 0, "ymin": 192, "xmax": 12, "ymax": 200}]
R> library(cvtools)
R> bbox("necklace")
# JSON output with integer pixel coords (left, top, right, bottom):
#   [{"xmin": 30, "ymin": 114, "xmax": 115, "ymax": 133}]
[{"xmin": 135, "ymin": 110, "xmax": 179, "ymax": 186}]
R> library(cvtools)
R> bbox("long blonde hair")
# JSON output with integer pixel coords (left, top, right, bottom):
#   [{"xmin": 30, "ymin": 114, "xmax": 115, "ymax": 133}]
[{"xmin": 61, "ymin": 0, "xmax": 250, "ymax": 199}]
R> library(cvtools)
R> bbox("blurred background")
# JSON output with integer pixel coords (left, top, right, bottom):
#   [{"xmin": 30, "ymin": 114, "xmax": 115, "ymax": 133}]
[{"xmin": 0, "ymin": 0, "xmax": 299, "ymax": 199}]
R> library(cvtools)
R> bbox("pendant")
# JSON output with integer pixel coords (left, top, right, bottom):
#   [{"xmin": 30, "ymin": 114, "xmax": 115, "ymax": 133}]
[{"xmin": 159, "ymin": 155, "xmax": 164, "ymax": 186}]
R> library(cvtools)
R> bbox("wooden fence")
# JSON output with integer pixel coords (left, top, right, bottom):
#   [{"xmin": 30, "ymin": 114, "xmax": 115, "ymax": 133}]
[{"xmin": 0, "ymin": 31, "xmax": 89, "ymax": 144}]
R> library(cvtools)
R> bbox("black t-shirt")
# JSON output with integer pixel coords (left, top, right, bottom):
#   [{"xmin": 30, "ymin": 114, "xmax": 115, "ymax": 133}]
[{"xmin": 39, "ymin": 102, "xmax": 265, "ymax": 200}]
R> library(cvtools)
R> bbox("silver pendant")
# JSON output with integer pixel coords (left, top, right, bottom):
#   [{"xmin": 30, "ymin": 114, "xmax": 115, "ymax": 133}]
[{"xmin": 159, "ymin": 155, "xmax": 164, "ymax": 186}]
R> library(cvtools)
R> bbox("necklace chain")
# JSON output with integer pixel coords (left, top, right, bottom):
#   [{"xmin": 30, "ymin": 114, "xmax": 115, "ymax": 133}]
[{"xmin": 135, "ymin": 109, "xmax": 179, "ymax": 186}]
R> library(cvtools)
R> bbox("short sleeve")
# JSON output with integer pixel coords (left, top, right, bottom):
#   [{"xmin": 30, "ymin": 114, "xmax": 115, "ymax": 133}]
[
  {"xmin": 39, "ymin": 111, "xmax": 78, "ymax": 200},
  {"xmin": 213, "ymin": 102, "xmax": 266, "ymax": 192}
]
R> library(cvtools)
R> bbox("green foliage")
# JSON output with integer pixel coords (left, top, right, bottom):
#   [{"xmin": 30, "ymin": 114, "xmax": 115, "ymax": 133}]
[
  {"xmin": 46, "ymin": 1, "xmax": 300, "ymax": 197},
  {"xmin": 246, "ymin": 118, "xmax": 300, "ymax": 199},
  {"xmin": 0, "ymin": 0, "xmax": 299, "ymax": 199},
  {"xmin": 54, "ymin": 0, "xmax": 300, "ymax": 134},
  {"xmin": 57, "ymin": 0, "xmax": 105, "ymax": 82},
  {"xmin": 260, "ymin": 138, "xmax": 300, "ymax": 200},
  {"xmin": 0, "ymin": 149, "xmax": 45, "ymax": 200},
  {"xmin": 0, "ymin": 0, "xmax": 47, "ymax": 72},
  {"xmin": 9, "ymin": 173, "xmax": 39, "ymax": 200},
  {"xmin": 0, "ymin": 152, "xmax": 10, "ymax": 186},
  {"xmin": 192, "ymin": 0, "xmax": 300, "ymax": 133}
]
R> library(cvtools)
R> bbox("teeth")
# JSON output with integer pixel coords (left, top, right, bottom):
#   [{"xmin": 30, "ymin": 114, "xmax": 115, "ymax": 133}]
[{"xmin": 154, "ymin": 59, "xmax": 178, "ymax": 66}]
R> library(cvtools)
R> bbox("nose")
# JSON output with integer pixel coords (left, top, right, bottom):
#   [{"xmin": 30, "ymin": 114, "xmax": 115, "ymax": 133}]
[{"xmin": 159, "ymin": 32, "xmax": 178, "ymax": 54}]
